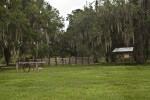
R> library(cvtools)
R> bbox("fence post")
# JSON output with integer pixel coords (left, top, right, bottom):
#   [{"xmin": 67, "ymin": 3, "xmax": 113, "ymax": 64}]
[
  {"xmin": 48, "ymin": 58, "xmax": 51, "ymax": 66},
  {"xmin": 16, "ymin": 63, "xmax": 18, "ymax": 73},
  {"xmin": 82, "ymin": 56, "xmax": 83, "ymax": 65},
  {"xmin": 41, "ymin": 59, "xmax": 44, "ymax": 66},
  {"xmin": 88, "ymin": 56, "xmax": 90, "ymax": 64},
  {"xmin": 69, "ymin": 57, "xmax": 71, "ymax": 65},
  {"xmin": 62, "ymin": 57, "xmax": 64, "ymax": 65},
  {"xmin": 65, "ymin": 58, "xmax": 66, "ymax": 64},
  {"xmin": 75, "ymin": 57, "xmax": 77, "ymax": 65},
  {"xmin": 16, "ymin": 59, "xmax": 19, "ymax": 73},
  {"xmin": 55, "ymin": 57, "xmax": 57, "ymax": 66}
]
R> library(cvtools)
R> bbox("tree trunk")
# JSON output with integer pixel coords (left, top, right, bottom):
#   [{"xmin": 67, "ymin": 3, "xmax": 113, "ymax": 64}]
[
  {"xmin": 93, "ymin": 52, "xmax": 99, "ymax": 63},
  {"xmin": 134, "ymin": 0, "xmax": 149, "ymax": 64},
  {"xmin": 93, "ymin": 56, "xmax": 99, "ymax": 63},
  {"xmin": 105, "ymin": 53, "xmax": 109, "ymax": 62},
  {"xmin": 134, "ymin": 19, "xmax": 146, "ymax": 64},
  {"xmin": 4, "ymin": 47, "xmax": 11, "ymax": 66},
  {"xmin": 135, "ymin": 41, "xmax": 145, "ymax": 64}
]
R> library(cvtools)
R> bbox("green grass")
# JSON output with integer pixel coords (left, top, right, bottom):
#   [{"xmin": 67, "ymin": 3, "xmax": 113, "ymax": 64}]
[{"xmin": 0, "ymin": 64, "xmax": 150, "ymax": 100}]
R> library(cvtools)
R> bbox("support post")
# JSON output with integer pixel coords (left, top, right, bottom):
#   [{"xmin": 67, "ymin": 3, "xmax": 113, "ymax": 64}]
[
  {"xmin": 131, "ymin": 53, "xmax": 134, "ymax": 64},
  {"xmin": 123, "ymin": 54, "xmax": 125, "ymax": 65},
  {"xmin": 36, "ymin": 63, "xmax": 39, "ymax": 73}
]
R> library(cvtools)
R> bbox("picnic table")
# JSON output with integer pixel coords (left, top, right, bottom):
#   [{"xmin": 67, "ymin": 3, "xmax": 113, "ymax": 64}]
[{"xmin": 16, "ymin": 61, "xmax": 45, "ymax": 73}]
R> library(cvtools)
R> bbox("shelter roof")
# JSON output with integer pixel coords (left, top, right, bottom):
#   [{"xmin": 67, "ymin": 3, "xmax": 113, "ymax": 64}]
[{"xmin": 113, "ymin": 47, "xmax": 134, "ymax": 53}]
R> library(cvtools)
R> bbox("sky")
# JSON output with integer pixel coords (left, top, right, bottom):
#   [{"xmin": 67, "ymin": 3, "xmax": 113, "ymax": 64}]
[{"xmin": 45, "ymin": 0, "xmax": 95, "ymax": 30}]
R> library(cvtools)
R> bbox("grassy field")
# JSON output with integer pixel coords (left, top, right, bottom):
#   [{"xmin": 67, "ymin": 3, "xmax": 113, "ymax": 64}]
[{"xmin": 0, "ymin": 63, "xmax": 150, "ymax": 100}]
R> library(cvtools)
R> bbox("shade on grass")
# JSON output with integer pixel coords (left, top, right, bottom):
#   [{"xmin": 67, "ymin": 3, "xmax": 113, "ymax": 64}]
[{"xmin": 0, "ymin": 64, "xmax": 150, "ymax": 100}]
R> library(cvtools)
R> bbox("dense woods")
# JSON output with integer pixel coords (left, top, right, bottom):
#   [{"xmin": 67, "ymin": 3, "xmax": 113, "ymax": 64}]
[
  {"xmin": 65, "ymin": 0, "xmax": 150, "ymax": 64},
  {"xmin": 0, "ymin": 0, "xmax": 64, "ymax": 65},
  {"xmin": 0, "ymin": 0, "xmax": 150, "ymax": 65}
]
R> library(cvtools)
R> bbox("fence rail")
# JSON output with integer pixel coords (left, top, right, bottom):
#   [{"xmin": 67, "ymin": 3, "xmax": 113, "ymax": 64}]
[{"xmin": 28, "ymin": 57, "xmax": 94, "ymax": 66}]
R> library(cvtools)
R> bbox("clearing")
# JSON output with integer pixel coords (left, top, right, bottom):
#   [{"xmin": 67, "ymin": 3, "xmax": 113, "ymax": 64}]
[{"xmin": 0, "ymin": 63, "xmax": 150, "ymax": 100}]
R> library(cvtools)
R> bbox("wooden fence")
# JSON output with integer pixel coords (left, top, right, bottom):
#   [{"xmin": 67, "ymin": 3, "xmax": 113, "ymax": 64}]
[{"xmin": 29, "ymin": 57, "xmax": 95, "ymax": 66}]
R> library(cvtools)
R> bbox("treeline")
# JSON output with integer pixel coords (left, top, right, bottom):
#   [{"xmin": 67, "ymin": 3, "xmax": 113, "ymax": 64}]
[
  {"xmin": 0, "ymin": 0, "xmax": 64, "ymax": 65},
  {"xmin": 0, "ymin": 0, "xmax": 150, "ymax": 65},
  {"xmin": 63, "ymin": 0, "xmax": 150, "ymax": 64}
]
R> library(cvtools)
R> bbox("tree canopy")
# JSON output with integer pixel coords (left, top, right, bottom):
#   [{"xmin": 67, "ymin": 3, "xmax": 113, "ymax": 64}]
[
  {"xmin": 0, "ymin": 0, "xmax": 64, "ymax": 65},
  {"xmin": 0, "ymin": 0, "xmax": 150, "ymax": 65}
]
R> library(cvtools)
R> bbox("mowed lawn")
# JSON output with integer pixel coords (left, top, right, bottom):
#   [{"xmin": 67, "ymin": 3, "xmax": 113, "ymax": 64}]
[{"xmin": 0, "ymin": 64, "xmax": 150, "ymax": 100}]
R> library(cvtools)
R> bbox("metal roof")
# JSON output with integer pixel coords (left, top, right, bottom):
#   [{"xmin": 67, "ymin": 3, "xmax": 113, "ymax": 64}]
[{"xmin": 113, "ymin": 47, "xmax": 134, "ymax": 53}]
